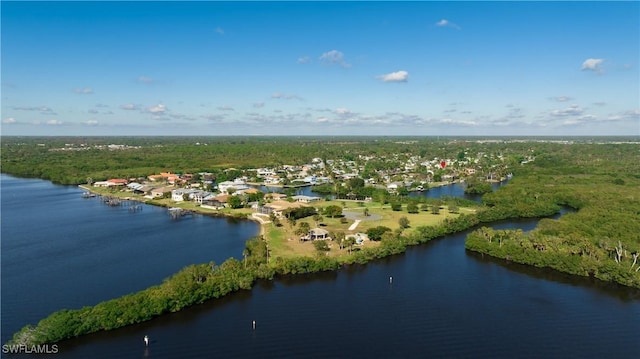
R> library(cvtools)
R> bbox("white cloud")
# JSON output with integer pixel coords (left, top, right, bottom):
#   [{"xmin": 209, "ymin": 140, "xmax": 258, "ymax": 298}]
[
  {"xmin": 550, "ymin": 104, "xmax": 583, "ymax": 117},
  {"xmin": 88, "ymin": 109, "xmax": 99, "ymax": 114},
  {"xmin": 73, "ymin": 87, "xmax": 94, "ymax": 94},
  {"xmin": 148, "ymin": 104, "xmax": 167, "ymax": 114},
  {"xmin": 335, "ymin": 108, "xmax": 351, "ymax": 115},
  {"xmin": 377, "ymin": 70, "xmax": 409, "ymax": 83},
  {"xmin": 435, "ymin": 19, "xmax": 461, "ymax": 30},
  {"xmin": 554, "ymin": 96, "xmax": 572, "ymax": 102},
  {"xmin": 120, "ymin": 103, "xmax": 139, "ymax": 110},
  {"xmin": 253, "ymin": 102, "xmax": 265, "ymax": 108},
  {"xmin": 3, "ymin": 117, "xmax": 16, "ymax": 124},
  {"xmin": 581, "ymin": 58, "xmax": 604, "ymax": 73},
  {"xmin": 215, "ymin": 27, "xmax": 225, "ymax": 35},
  {"xmin": 46, "ymin": 119, "xmax": 62, "ymax": 125},
  {"xmin": 84, "ymin": 120, "xmax": 99, "ymax": 126},
  {"xmin": 319, "ymin": 50, "xmax": 351, "ymax": 68},
  {"xmin": 297, "ymin": 56, "xmax": 311, "ymax": 64},
  {"xmin": 217, "ymin": 106, "xmax": 235, "ymax": 111}
]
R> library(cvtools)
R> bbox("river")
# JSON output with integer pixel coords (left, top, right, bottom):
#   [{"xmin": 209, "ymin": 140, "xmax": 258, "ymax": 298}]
[
  {"xmin": 1, "ymin": 174, "xmax": 639, "ymax": 358},
  {"xmin": 256, "ymin": 180, "xmax": 505, "ymax": 202}
]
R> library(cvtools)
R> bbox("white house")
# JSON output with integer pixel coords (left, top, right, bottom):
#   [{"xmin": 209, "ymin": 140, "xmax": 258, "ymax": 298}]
[
  {"xmin": 171, "ymin": 189, "xmax": 189, "ymax": 202},
  {"xmin": 217, "ymin": 179, "xmax": 250, "ymax": 194}
]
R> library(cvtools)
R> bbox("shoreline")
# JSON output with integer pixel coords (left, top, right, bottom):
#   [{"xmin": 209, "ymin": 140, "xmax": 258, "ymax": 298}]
[{"xmin": 4, "ymin": 177, "xmax": 637, "ymax": 346}]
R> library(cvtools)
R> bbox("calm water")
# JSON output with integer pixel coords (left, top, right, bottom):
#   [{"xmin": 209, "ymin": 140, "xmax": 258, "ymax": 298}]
[
  {"xmin": 257, "ymin": 180, "xmax": 505, "ymax": 202},
  {"xmin": 2, "ymin": 175, "xmax": 639, "ymax": 358},
  {"xmin": 1, "ymin": 174, "xmax": 258, "ymax": 346}
]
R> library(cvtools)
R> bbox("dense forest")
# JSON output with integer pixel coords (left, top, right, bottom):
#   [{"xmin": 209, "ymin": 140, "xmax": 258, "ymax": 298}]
[
  {"xmin": 465, "ymin": 141, "xmax": 640, "ymax": 288},
  {"xmin": 3, "ymin": 136, "xmax": 640, "ymax": 346},
  {"xmin": 2, "ymin": 136, "xmax": 629, "ymax": 185}
]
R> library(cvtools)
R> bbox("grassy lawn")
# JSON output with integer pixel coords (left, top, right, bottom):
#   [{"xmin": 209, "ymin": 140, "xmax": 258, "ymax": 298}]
[{"xmin": 263, "ymin": 200, "xmax": 470, "ymax": 260}]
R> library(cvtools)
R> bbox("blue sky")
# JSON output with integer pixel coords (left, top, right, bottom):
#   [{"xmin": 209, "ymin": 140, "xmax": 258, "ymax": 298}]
[{"xmin": 2, "ymin": 1, "xmax": 639, "ymax": 136}]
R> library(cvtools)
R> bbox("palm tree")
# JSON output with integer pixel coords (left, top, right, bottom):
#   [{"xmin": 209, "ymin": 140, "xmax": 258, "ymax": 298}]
[{"xmin": 242, "ymin": 249, "xmax": 248, "ymax": 269}]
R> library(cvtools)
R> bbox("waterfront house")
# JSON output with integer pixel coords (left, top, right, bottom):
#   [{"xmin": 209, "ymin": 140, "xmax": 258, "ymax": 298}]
[
  {"xmin": 127, "ymin": 182, "xmax": 145, "ymax": 194},
  {"xmin": 149, "ymin": 186, "xmax": 173, "ymax": 198},
  {"xmin": 93, "ymin": 180, "xmax": 110, "ymax": 187},
  {"xmin": 201, "ymin": 195, "xmax": 225, "ymax": 209},
  {"xmin": 171, "ymin": 189, "xmax": 189, "ymax": 202},
  {"xmin": 107, "ymin": 178, "xmax": 128, "ymax": 186}
]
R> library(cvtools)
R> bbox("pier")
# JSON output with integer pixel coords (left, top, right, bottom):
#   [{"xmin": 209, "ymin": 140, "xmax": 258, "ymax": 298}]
[{"xmin": 168, "ymin": 207, "xmax": 193, "ymax": 220}]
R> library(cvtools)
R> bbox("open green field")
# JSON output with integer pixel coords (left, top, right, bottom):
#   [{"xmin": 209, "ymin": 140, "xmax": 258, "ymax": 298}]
[{"xmin": 264, "ymin": 200, "xmax": 471, "ymax": 260}]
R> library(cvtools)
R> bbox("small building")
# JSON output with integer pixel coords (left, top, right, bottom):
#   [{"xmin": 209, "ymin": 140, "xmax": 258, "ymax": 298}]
[
  {"xmin": 258, "ymin": 200, "xmax": 307, "ymax": 218},
  {"xmin": 266, "ymin": 193, "xmax": 287, "ymax": 201},
  {"xmin": 149, "ymin": 186, "xmax": 173, "ymax": 198},
  {"xmin": 302, "ymin": 228, "xmax": 330, "ymax": 241},
  {"xmin": 292, "ymin": 195, "xmax": 322, "ymax": 203},
  {"xmin": 202, "ymin": 195, "xmax": 225, "ymax": 209},
  {"xmin": 171, "ymin": 189, "xmax": 189, "ymax": 202},
  {"xmin": 107, "ymin": 178, "xmax": 128, "ymax": 186}
]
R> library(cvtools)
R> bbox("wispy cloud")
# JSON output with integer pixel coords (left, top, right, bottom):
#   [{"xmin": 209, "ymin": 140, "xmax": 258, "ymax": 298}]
[
  {"xmin": 581, "ymin": 58, "xmax": 604, "ymax": 73},
  {"xmin": 271, "ymin": 92, "xmax": 302, "ymax": 100},
  {"xmin": 148, "ymin": 104, "xmax": 167, "ymax": 114},
  {"xmin": 215, "ymin": 27, "xmax": 225, "ymax": 35},
  {"xmin": 203, "ymin": 114, "xmax": 227, "ymax": 122},
  {"xmin": 435, "ymin": 19, "xmax": 461, "ymax": 30},
  {"xmin": 319, "ymin": 50, "xmax": 351, "ymax": 68},
  {"xmin": 217, "ymin": 106, "xmax": 235, "ymax": 111},
  {"xmin": 12, "ymin": 106, "xmax": 56, "ymax": 115},
  {"xmin": 83, "ymin": 120, "xmax": 99, "ymax": 126},
  {"xmin": 120, "ymin": 103, "xmax": 139, "ymax": 110},
  {"xmin": 550, "ymin": 104, "xmax": 584, "ymax": 117},
  {"xmin": 253, "ymin": 102, "xmax": 265, "ymax": 108},
  {"xmin": 46, "ymin": 119, "xmax": 63, "ymax": 125},
  {"xmin": 73, "ymin": 87, "xmax": 94, "ymax": 94},
  {"xmin": 554, "ymin": 96, "xmax": 572, "ymax": 102},
  {"xmin": 3, "ymin": 117, "xmax": 16, "ymax": 124},
  {"xmin": 560, "ymin": 115, "xmax": 597, "ymax": 126},
  {"xmin": 297, "ymin": 56, "xmax": 311, "ymax": 64},
  {"xmin": 377, "ymin": 70, "xmax": 409, "ymax": 83},
  {"xmin": 607, "ymin": 109, "xmax": 640, "ymax": 122}
]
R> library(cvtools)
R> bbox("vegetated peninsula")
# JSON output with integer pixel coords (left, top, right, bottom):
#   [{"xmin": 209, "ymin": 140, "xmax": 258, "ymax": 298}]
[{"xmin": 2, "ymin": 136, "xmax": 639, "ymax": 346}]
